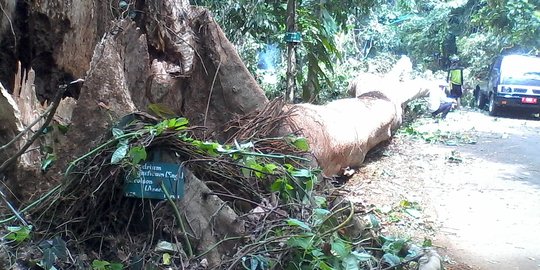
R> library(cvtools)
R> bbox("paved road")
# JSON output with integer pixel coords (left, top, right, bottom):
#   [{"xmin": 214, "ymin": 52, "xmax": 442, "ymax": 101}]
[{"xmin": 419, "ymin": 110, "xmax": 540, "ymax": 269}]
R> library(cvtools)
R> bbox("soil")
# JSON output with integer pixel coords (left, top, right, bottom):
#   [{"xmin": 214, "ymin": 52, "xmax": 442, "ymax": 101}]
[{"xmin": 344, "ymin": 108, "xmax": 540, "ymax": 270}]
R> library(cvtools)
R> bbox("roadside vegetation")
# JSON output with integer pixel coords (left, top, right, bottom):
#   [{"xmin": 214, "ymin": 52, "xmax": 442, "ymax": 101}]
[{"xmin": 198, "ymin": 0, "xmax": 540, "ymax": 103}]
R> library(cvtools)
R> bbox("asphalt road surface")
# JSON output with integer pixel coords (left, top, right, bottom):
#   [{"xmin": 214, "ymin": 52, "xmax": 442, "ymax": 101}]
[{"xmin": 418, "ymin": 109, "xmax": 540, "ymax": 269}]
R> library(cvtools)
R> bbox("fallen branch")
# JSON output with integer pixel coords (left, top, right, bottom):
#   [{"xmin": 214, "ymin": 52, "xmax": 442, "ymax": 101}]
[
  {"xmin": 0, "ymin": 183, "xmax": 28, "ymax": 226},
  {"xmin": 161, "ymin": 181, "xmax": 193, "ymax": 258}
]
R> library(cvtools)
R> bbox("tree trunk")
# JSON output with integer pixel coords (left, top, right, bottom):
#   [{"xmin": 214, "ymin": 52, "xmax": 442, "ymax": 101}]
[
  {"xmin": 282, "ymin": 93, "xmax": 403, "ymax": 177},
  {"xmin": 285, "ymin": 0, "xmax": 297, "ymax": 103},
  {"xmin": 283, "ymin": 60, "xmax": 432, "ymax": 176}
]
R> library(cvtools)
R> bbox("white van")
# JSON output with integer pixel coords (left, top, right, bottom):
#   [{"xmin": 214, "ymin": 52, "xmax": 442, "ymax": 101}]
[{"xmin": 475, "ymin": 55, "xmax": 540, "ymax": 116}]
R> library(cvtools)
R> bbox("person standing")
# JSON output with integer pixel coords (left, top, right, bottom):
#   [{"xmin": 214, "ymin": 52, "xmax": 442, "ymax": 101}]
[
  {"xmin": 447, "ymin": 56, "xmax": 463, "ymax": 108},
  {"xmin": 429, "ymin": 82, "xmax": 456, "ymax": 120}
]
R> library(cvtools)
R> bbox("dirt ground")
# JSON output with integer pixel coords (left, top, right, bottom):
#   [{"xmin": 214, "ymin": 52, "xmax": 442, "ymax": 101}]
[{"xmin": 344, "ymin": 107, "xmax": 540, "ymax": 270}]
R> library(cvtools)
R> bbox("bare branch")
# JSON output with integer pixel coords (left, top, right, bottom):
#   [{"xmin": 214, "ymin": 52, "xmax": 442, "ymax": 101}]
[{"xmin": 0, "ymin": 182, "xmax": 28, "ymax": 226}]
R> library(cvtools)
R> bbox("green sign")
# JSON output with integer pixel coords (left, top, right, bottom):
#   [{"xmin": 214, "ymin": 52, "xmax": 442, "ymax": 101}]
[
  {"xmin": 285, "ymin": 32, "xmax": 302, "ymax": 43},
  {"xmin": 123, "ymin": 162, "xmax": 184, "ymax": 200}
]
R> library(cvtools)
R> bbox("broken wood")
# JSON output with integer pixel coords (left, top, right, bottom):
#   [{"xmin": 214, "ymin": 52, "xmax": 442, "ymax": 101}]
[{"xmin": 0, "ymin": 82, "xmax": 64, "ymax": 174}]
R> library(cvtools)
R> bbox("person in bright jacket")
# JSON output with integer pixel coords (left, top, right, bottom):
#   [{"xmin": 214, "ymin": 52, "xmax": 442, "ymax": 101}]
[
  {"xmin": 447, "ymin": 56, "xmax": 463, "ymax": 108},
  {"xmin": 429, "ymin": 82, "xmax": 456, "ymax": 119}
]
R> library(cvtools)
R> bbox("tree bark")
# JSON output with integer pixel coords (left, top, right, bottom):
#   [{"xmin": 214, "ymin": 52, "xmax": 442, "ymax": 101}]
[
  {"xmin": 283, "ymin": 66, "xmax": 432, "ymax": 176},
  {"xmin": 285, "ymin": 0, "xmax": 297, "ymax": 103},
  {"xmin": 282, "ymin": 93, "xmax": 402, "ymax": 177}
]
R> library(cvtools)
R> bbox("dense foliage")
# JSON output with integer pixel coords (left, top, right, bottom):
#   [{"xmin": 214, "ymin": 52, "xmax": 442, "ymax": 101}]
[{"xmin": 193, "ymin": 0, "xmax": 540, "ymax": 102}]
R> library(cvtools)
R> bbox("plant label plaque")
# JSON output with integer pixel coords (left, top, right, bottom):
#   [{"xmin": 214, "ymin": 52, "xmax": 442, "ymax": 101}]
[{"xmin": 123, "ymin": 162, "xmax": 184, "ymax": 200}]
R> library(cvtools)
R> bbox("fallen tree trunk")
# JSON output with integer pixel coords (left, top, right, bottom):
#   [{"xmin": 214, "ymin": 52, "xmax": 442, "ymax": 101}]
[
  {"xmin": 348, "ymin": 73, "xmax": 432, "ymax": 107},
  {"xmin": 281, "ymin": 92, "xmax": 402, "ymax": 177},
  {"xmin": 281, "ymin": 69, "xmax": 434, "ymax": 177}
]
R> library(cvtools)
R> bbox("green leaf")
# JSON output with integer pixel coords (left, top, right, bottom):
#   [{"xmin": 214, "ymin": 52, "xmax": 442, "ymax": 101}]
[
  {"xmin": 382, "ymin": 253, "xmax": 401, "ymax": 266},
  {"xmin": 5, "ymin": 225, "xmax": 32, "ymax": 243},
  {"xmin": 196, "ymin": 141, "xmax": 221, "ymax": 156},
  {"xmin": 422, "ymin": 238, "xmax": 433, "ymax": 247},
  {"xmin": 314, "ymin": 196, "xmax": 327, "ymax": 208},
  {"xmin": 291, "ymin": 169, "xmax": 312, "ymax": 178},
  {"xmin": 270, "ymin": 179, "xmax": 284, "ymax": 192},
  {"xmin": 382, "ymin": 237, "xmax": 408, "ymax": 255},
  {"xmin": 283, "ymin": 163, "xmax": 295, "ymax": 172},
  {"xmin": 311, "ymin": 249, "xmax": 325, "ymax": 258},
  {"xmin": 248, "ymin": 161, "xmax": 264, "ymax": 178},
  {"xmin": 112, "ymin": 128, "xmax": 124, "ymax": 139},
  {"xmin": 399, "ymin": 200, "xmax": 411, "ymax": 208},
  {"xmin": 367, "ymin": 214, "xmax": 380, "ymax": 229},
  {"xmin": 350, "ymin": 251, "xmax": 372, "ymax": 262},
  {"xmin": 292, "ymin": 137, "xmax": 310, "ymax": 151},
  {"xmin": 128, "ymin": 146, "xmax": 147, "ymax": 164},
  {"xmin": 38, "ymin": 237, "xmax": 68, "ymax": 269},
  {"xmin": 286, "ymin": 235, "xmax": 314, "ymax": 249},
  {"xmin": 331, "ymin": 238, "xmax": 351, "ymax": 258},
  {"xmin": 57, "ymin": 124, "xmax": 69, "ymax": 134},
  {"xmin": 399, "ymin": 200, "xmax": 420, "ymax": 209},
  {"xmin": 111, "ymin": 145, "xmax": 129, "ymax": 164},
  {"xmin": 51, "ymin": 237, "xmax": 68, "ymax": 260},
  {"xmin": 92, "ymin": 260, "xmax": 110, "ymax": 270},
  {"xmin": 317, "ymin": 261, "xmax": 334, "ymax": 270},
  {"xmin": 304, "ymin": 178, "xmax": 314, "ymax": 192},
  {"xmin": 312, "ymin": 208, "xmax": 330, "ymax": 226},
  {"xmin": 165, "ymin": 117, "xmax": 189, "ymax": 129},
  {"xmin": 166, "ymin": 118, "xmax": 177, "ymax": 128},
  {"xmin": 342, "ymin": 254, "xmax": 359, "ymax": 270},
  {"xmin": 287, "ymin": 218, "xmax": 312, "ymax": 231},
  {"xmin": 109, "ymin": 263, "xmax": 123, "ymax": 270},
  {"xmin": 242, "ymin": 156, "xmax": 261, "ymax": 177},
  {"xmin": 41, "ymin": 248, "xmax": 56, "ymax": 270},
  {"xmin": 162, "ymin": 253, "xmax": 171, "ymax": 265},
  {"xmin": 41, "ymin": 153, "xmax": 56, "ymax": 172},
  {"xmin": 263, "ymin": 163, "xmax": 278, "ymax": 174}
]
